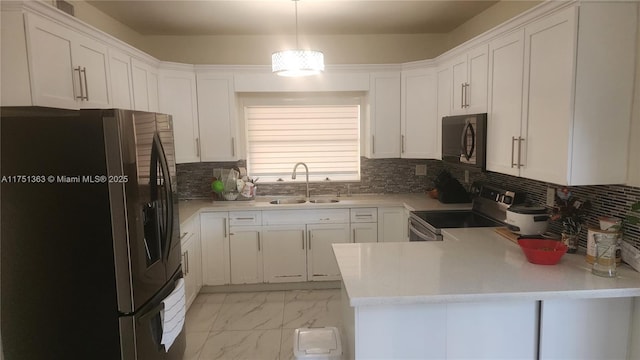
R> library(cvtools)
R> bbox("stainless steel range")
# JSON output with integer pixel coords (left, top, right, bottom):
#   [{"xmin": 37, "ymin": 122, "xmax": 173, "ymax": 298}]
[{"xmin": 409, "ymin": 183, "xmax": 525, "ymax": 241}]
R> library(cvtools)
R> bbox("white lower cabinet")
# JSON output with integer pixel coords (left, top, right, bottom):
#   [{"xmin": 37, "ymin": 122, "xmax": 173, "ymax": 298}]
[
  {"xmin": 378, "ymin": 207, "xmax": 408, "ymax": 242},
  {"xmin": 200, "ymin": 212, "xmax": 230, "ymax": 286},
  {"xmin": 540, "ymin": 298, "xmax": 633, "ymax": 360},
  {"xmin": 180, "ymin": 215, "xmax": 202, "ymax": 311},
  {"xmin": 229, "ymin": 226, "xmax": 263, "ymax": 284},
  {"xmin": 351, "ymin": 208, "xmax": 378, "ymax": 243},
  {"xmin": 307, "ymin": 224, "xmax": 350, "ymax": 281},
  {"xmin": 262, "ymin": 225, "xmax": 307, "ymax": 283}
]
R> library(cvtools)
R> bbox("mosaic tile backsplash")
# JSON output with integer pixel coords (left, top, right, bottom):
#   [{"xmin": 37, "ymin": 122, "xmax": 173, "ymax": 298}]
[{"xmin": 177, "ymin": 159, "xmax": 640, "ymax": 252}]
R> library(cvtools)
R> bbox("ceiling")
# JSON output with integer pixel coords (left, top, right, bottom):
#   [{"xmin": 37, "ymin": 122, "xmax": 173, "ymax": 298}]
[{"xmin": 85, "ymin": 0, "xmax": 500, "ymax": 36}]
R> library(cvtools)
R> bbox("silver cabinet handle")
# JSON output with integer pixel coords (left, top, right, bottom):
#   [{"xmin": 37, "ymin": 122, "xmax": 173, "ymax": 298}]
[
  {"xmin": 352, "ymin": 229, "xmax": 356, "ymax": 243},
  {"xmin": 517, "ymin": 137, "xmax": 524, "ymax": 168},
  {"xmin": 185, "ymin": 251, "xmax": 190, "ymax": 274},
  {"xmin": 308, "ymin": 230, "xmax": 311, "ymax": 250},
  {"xmin": 401, "ymin": 134, "xmax": 405, "ymax": 153},
  {"xmin": 223, "ymin": 218, "xmax": 227, "ymax": 238},
  {"xmin": 235, "ymin": 217, "xmax": 255, "ymax": 221},
  {"xmin": 463, "ymin": 83, "xmax": 470, "ymax": 108},
  {"xmin": 257, "ymin": 232, "xmax": 261, "ymax": 251},
  {"xmin": 460, "ymin": 83, "xmax": 465, "ymax": 109},
  {"xmin": 74, "ymin": 67, "xmax": 84, "ymax": 100},
  {"xmin": 511, "ymin": 136, "xmax": 518, "ymax": 168},
  {"xmin": 302, "ymin": 230, "xmax": 305, "ymax": 250},
  {"xmin": 82, "ymin": 67, "xmax": 89, "ymax": 101},
  {"xmin": 182, "ymin": 252, "xmax": 187, "ymax": 274},
  {"xmin": 371, "ymin": 135, "xmax": 375, "ymax": 154},
  {"xmin": 195, "ymin": 137, "xmax": 200, "ymax": 157}
]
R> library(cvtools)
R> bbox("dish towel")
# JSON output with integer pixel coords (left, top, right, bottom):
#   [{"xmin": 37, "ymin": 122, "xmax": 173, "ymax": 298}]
[{"xmin": 160, "ymin": 278, "xmax": 185, "ymax": 351}]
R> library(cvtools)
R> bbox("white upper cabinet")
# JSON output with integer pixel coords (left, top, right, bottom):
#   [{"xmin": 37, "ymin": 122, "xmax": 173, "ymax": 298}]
[
  {"xmin": 435, "ymin": 65, "xmax": 451, "ymax": 160},
  {"xmin": 486, "ymin": 29, "xmax": 525, "ymax": 177},
  {"xmin": 131, "ymin": 58, "xmax": 159, "ymax": 112},
  {"xmin": 196, "ymin": 73, "xmax": 238, "ymax": 161},
  {"xmin": 24, "ymin": 12, "xmax": 111, "ymax": 109},
  {"xmin": 450, "ymin": 44, "xmax": 488, "ymax": 115},
  {"xmin": 519, "ymin": 3, "xmax": 636, "ymax": 185},
  {"xmin": 108, "ymin": 48, "xmax": 134, "ymax": 110},
  {"xmin": 159, "ymin": 68, "xmax": 200, "ymax": 164},
  {"xmin": 401, "ymin": 67, "xmax": 439, "ymax": 159},
  {"xmin": 366, "ymin": 71, "xmax": 401, "ymax": 158}
]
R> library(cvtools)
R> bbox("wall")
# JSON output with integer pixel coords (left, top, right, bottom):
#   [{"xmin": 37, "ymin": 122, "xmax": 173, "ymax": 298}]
[
  {"xmin": 628, "ymin": 8, "xmax": 640, "ymax": 187},
  {"xmin": 446, "ymin": 1, "xmax": 542, "ymax": 49},
  {"xmin": 137, "ymin": 33, "xmax": 448, "ymax": 65}
]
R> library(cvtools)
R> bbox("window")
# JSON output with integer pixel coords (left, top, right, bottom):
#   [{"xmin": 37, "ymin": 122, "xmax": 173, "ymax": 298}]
[{"xmin": 244, "ymin": 97, "xmax": 361, "ymax": 183}]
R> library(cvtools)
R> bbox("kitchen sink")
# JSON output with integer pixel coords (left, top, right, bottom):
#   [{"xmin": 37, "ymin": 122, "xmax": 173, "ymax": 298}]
[
  {"xmin": 269, "ymin": 198, "xmax": 307, "ymax": 205},
  {"xmin": 309, "ymin": 199, "xmax": 340, "ymax": 203}
]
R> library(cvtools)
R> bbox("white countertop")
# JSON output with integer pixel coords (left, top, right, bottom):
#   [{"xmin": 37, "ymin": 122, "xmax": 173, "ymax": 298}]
[
  {"xmin": 333, "ymin": 228, "xmax": 640, "ymax": 307},
  {"xmin": 178, "ymin": 193, "xmax": 470, "ymax": 225}
]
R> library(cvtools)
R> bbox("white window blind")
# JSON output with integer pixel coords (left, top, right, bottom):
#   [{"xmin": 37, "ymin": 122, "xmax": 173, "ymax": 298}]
[{"xmin": 246, "ymin": 105, "xmax": 360, "ymax": 183}]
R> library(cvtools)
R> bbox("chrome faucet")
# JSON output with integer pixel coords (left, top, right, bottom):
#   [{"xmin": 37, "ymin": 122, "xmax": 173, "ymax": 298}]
[{"xmin": 292, "ymin": 162, "xmax": 310, "ymax": 198}]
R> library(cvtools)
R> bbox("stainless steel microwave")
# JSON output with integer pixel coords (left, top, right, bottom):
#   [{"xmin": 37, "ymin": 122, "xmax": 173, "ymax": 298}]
[{"xmin": 441, "ymin": 113, "xmax": 487, "ymax": 171}]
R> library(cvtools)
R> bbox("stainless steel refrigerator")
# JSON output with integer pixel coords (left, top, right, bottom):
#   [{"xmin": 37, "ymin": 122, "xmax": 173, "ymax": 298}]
[{"xmin": 1, "ymin": 107, "xmax": 185, "ymax": 359}]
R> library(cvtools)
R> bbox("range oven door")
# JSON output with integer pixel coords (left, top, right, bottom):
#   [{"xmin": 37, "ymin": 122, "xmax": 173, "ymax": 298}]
[{"xmin": 408, "ymin": 216, "xmax": 442, "ymax": 241}]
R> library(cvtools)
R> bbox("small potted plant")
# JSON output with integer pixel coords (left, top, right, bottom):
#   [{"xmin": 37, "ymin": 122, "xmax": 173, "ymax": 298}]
[{"xmin": 550, "ymin": 188, "xmax": 591, "ymax": 253}]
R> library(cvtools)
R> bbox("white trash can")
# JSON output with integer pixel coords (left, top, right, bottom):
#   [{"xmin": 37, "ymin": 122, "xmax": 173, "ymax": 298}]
[{"xmin": 293, "ymin": 327, "xmax": 342, "ymax": 360}]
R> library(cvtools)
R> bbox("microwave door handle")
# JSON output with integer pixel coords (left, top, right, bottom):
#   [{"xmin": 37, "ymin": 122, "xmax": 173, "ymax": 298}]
[{"xmin": 461, "ymin": 122, "xmax": 476, "ymax": 161}]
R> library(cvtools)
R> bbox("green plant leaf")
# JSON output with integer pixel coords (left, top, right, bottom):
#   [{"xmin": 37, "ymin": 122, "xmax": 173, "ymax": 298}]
[{"xmin": 631, "ymin": 201, "xmax": 640, "ymax": 212}]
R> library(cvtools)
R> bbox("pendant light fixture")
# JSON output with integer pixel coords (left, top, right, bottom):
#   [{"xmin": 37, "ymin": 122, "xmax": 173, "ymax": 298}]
[{"xmin": 272, "ymin": 0, "xmax": 324, "ymax": 77}]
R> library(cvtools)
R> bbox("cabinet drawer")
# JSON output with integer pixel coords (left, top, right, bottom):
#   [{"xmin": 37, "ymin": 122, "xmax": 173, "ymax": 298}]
[
  {"xmin": 229, "ymin": 211, "xmax": 262, "ymax": 226},
  {"xmin": 263, "ymin": 209, "xmax": 349, "ymax": 225},
  {"xmin": 351, "ymin": 208, "xmax": 378, "ymax": 223}
]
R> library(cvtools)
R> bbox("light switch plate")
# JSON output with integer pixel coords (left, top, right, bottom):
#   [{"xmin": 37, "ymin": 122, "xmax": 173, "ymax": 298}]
[
  {"xmin": 546, "ymin": 187, "xmax": 555, "ymax": 207},
  {"xmin": 416, "ymin": 164, "xmax": 427, "ymax": 176}
]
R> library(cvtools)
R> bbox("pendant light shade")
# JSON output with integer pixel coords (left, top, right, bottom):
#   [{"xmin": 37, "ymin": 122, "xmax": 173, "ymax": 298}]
[
  {"xmin": 272, "ymin": 49, "xmax": 324, "ymax": 77},
  {"xmin": 272, "ymin": 0, "xmax": 324, "ymax": 77}
]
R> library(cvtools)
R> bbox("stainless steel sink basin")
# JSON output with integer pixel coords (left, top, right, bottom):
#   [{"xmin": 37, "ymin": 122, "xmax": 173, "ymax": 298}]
[
  {"xmin": 309, "ymin": 199, "xmax": 340, "ymax": 203},
  {"xmin": 269, "ymin": 198, "xmax": 307, "ymax": 205}
]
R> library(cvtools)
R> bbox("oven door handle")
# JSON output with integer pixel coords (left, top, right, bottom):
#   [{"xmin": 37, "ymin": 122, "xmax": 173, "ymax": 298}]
[{"xmin": 409, "ymin": 221, "xmax": 438, "ymax": 241}]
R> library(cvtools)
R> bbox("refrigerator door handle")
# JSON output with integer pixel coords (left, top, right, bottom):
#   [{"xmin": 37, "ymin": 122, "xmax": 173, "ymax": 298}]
[
  {"xmin": 137, "ymin": 301, "xmax": 165, "ymax": 351},
  {"xmin": 152, "ymin": 133, "xmax": 175, "ymax": 261}
]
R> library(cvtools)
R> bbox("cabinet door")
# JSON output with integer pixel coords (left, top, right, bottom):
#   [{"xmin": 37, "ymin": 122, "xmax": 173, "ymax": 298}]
[
  {"xmin": 262, "ymin": 225, "xmax": 307, "ymax": 283},
  {"xmin": 351, "ymin": 223, "xmax": 377, "ymax": 243},
  {"xmin": 181, "ymin": 235, "xmax": 197, "ymax": 310},
  {"xmin": 131, "ymin": 58, "xmax": 159, "ymax": 112},
  {"xmin": 368, "ymin": 72, "xmax": 401, "ymax": 158},
  {"xmin": 450, "ymin": 54, "xmax": 468, "ymax": 115},
  {"xmin": 466, "ymin": 44, "xmax": 488, "ymax": 114},
  {"xmin": 521, "ymin": 7, "xmax": 576, "ymax": 185},
  {"xmin": 108, "ymin": 49, "xmax": 133, "ymax": 109},
  {"xmin": 540, "ymin": 298, "xmax": 632, "ymax": 360},
  {"xmin": 73, "ymin": 33, "xmax": 111, "ymax": 108},
  {"xmin": 197, "ymin": 74, "xmax": 238, "ymax": 161},
  {"xmin": 25, "ymin": 13, "xmax": 77, "ymax": 109},
  {"xmin": 401, "ymin": 68, "xmax": 438, "ymax": 159},
  {"xmin": 378, "ymin": 207, "xmax": 407, "ymax": 242},
  {"xmin": 159, "ymin": 69, "xmax": 200, "ymax": 164},
  {"xmin": 446, "ymin": 301, "xmax": 537, "ymax": 359},
  {"xmin": 486, "ymin": 30, "xmax": 525, "ymax": 177},
  {"xmin": 307, "ymin": 224, "xmax": 350, "ymax": 281},
  {"xmin": 200, "ymin": 212, "xmax": 230, "ymax": 286},
  {"xmin": 229, "ymin": 227, "xmax": 263, "ymax": 284}
]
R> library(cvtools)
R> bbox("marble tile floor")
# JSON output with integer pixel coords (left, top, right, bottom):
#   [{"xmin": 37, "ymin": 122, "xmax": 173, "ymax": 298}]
[{"xmin": 183, "ymin": 289, "xmax": 343, "ymax": 360}]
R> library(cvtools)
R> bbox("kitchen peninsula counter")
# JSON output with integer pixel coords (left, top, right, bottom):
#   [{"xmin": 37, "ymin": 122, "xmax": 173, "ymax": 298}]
[{"xmin": 334, "ymin": 228, "xmax": 640, "ymax": 360}]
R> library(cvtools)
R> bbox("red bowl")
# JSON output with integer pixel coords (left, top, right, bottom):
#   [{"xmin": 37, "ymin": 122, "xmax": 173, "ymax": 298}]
[{"xmin": 517, "ymin": 238, "xmax": 568, "ymax": 265}]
